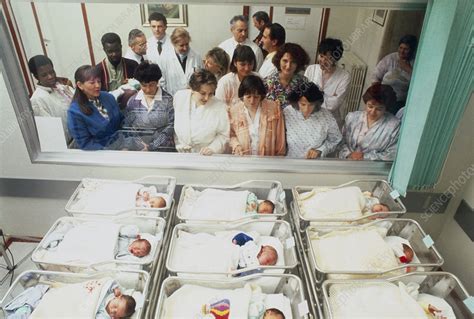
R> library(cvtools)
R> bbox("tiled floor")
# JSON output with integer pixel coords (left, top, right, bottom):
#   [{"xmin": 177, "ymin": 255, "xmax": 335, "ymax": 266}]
[{"xmin": 0, "ymin": 242, "xmax": 37, "ymax": 299}]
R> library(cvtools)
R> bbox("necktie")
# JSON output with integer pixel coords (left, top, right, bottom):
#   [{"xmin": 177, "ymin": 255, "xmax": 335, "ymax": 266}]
[
  {"xmin": 140, "ymin": 56, "xmax": 145, "ymax": 63},
  {"xmin": 157, "ymin": 41, "xmax": 162, "ymax": 55}
]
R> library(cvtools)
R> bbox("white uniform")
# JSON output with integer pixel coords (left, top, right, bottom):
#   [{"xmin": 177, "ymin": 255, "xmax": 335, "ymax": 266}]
[
  {"xmin": 258, "ymin": 51, "xmax": 277, "ymax": 79},
  {"xmin": 218, "ymin": 37, "xmax": 263, "ymax": 70},
  {"xmin": 124, "ymin": 47, "xmax": 147, "ymax": 64},
  {"xmin": 146, "ymin": 34, "xmax": 173, "ymax": 66},
  {"xmin": 159, "ymin": 48, "xmax": 203, "ymax": 95}
]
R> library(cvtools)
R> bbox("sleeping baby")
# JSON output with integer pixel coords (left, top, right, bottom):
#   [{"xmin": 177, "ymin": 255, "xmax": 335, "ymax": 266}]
[
  {"xmin": 97, "ymin": 281, "xmax": 136, "ymax": 319},
  {"xmin": 246, "ymin": 193, "xmax": 275, "ymax": 214},
  {"xmin": 231, "ymin": 232, "xmax": 278, "ymax": 271},
  {"xmin": 116, "ymin": 225, "xmax": 152, "ymax": 259},
  {"xmin": 135, "ymin": 186, "xmax": 167, "ymax": 208}
]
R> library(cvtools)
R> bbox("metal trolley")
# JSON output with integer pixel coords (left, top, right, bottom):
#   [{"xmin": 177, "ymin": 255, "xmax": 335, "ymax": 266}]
[
  {"xmin": 322, "ymin": 272, "xmax": 474, "ymax": 319},
  {"xmin": 31, "ymin": 215, "xmax": 167, "ymax": 273},
  {"xmin": 0, "ymin": 269, "xmax": 150, "ymax": 318},
  {"xmin": 65, "ymin": 175, "xmax": 176, "ymax": 219},
  {"xmin": 165, "ymin": 219, "xmax": 298, "ymax": 277},
  {"xmin": 303, "ymin": 219, "xmax": 444, "ymax": 286},
  {"xmin": 292, "ymin": 180, "xmax": 406, "ymax": 229},
  {"xmin": 176, "ymin": 180, "xmax": 287, "ymax": 223},
  {"xmin": 154, "ymin": 274, "xmax": 312, "ymax": 318}
]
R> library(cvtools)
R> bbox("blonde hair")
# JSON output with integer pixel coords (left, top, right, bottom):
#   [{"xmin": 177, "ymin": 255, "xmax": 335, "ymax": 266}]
[{"xmin": 170, "ymin": 27, "xmax": 190, "ymax": 45}]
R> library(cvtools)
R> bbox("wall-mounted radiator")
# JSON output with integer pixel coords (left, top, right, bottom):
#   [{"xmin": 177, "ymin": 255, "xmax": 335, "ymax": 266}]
[{"xmin": 339, "ymin": 51, "xmax": 367, "ymax": 120}]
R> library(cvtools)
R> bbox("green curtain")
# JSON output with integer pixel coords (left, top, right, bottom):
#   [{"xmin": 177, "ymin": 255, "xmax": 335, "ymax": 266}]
[{"xmin": 390, "ymin": 0, "xmax": 473, "ymax": 194}]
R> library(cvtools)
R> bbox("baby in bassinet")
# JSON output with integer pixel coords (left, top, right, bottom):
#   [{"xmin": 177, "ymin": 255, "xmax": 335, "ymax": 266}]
[
  {"xmin": 4, "ymin": 279, "xmax": 136, "ymax": 319},
  {"xmin": 232, "ymin": 232, "xmax": 278, "ymax": 269},
  {"xmin": 116, "ymin": 225, "xmax": 152, "ymax": 258},
  {"xmin": 135, "ymin": 186, "xmax": 167, "ymax": 208},
  {"xmin": 97, "ymin": 281, "xmax": 136, "ymax": 319},
  {"xmin": 246, "ymin": 193, "xmax": 275, "ymax": 214}
]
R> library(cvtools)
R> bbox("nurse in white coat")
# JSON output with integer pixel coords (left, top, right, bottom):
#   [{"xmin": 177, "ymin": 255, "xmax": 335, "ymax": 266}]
[
  {"xmin": 174, "ymin": 69, "xmax": 229, "ymax": 155},
  {"xmin": 304, "ymin": 38, "xmax": 350, "ymax": 127},
  {"xmin": 160, "ymin": 28, "xmax": 203, "ymax": 95}
]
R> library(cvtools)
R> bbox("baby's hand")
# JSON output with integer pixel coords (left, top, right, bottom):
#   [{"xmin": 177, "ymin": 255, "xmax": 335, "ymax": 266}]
[{"xmin": 113, "ymin": 287, "xmax": 122, "ymax": 297}]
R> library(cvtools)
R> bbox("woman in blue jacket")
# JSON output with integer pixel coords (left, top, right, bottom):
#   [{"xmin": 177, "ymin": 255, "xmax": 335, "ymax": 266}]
[{"xmin": 68, "ymin": 65, "xmax": 124, "ymax": 150}]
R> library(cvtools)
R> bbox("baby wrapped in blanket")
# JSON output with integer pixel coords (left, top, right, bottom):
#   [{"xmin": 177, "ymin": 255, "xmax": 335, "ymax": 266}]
[
  {"xmin": 297, "ymin": 186, "xmax": 389, "ymax": 220},
  {"xmin": 4, "ymin": 278, "xmax": 137, "ymax": 319},
  {"xmin": 310, "ymin": 226, "xmax": 419, "ymax": 278},
  {"xmin": 71, "ymin": 179, "xmax": 169, "ymax": 213},
  {"xmin": 181, "ymin": 187, "xmax": 275, "ymax": 221}
]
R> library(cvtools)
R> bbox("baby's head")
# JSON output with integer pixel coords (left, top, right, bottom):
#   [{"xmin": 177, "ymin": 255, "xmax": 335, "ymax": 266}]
[
  {"xmin": 258, "ymin": 200, "xmax": 275, "ymax": 214},
  {"xmin": 149, "ymin": 196, "xmax": 166, "ymax": 208},
  {"xmin": 106, "ymin": 294, "xmax": 136, "ymax": 319},
  {"xmin": 129, "ymin": 238, "xmax": 151, "ymax": 257},
  {"xmin": 257, "ymin": 245, "xmax": 278, "ymax": 266},
  {"xmin": 263, "ymin": 308, "xmax": 285, "ymax": 319},
  {"xmin": 401, "ymin": 243, "xmax": 414, "ymax": 263},
  {"xmin": 372, "ymin": 203, "xmax": 389, "ymax": 213}
]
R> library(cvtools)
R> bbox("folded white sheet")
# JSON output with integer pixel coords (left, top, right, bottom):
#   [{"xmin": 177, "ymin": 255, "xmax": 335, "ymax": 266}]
[
  {"xmin": 180, "ymin": 188, "xmax": 250, "ymax": 220},
  {"xmin": 328, "ymin": 282, "xmax": 428, "ymax": 318},
  {"xmin": 297, "ymin": 186, "xmax": 366, "ymax": 219}
]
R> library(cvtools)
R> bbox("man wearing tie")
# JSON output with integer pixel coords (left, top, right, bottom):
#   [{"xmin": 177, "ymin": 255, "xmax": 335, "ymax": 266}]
[
  {"xmin": 125, "ymin": 29, "xmax": 148, "ymax": 64},
  {"xmin": 146, "ymin": 12, "xmax": 173, "ymax": 66}
]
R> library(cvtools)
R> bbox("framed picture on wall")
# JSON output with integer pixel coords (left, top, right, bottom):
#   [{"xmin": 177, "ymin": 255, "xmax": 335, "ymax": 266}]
[
  {"xmin": 140, "ymin": 4, "xmax": 188, "ymax": 27},
  {"xmin": 372, "ymin": 9, "xmax": 387, "ymax": 26}
]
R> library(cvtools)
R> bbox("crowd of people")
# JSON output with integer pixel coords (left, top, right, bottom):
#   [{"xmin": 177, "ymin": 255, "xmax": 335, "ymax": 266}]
[{"xmin": 28, "ymin": 11, "xmax": 418, "ymax": 161}]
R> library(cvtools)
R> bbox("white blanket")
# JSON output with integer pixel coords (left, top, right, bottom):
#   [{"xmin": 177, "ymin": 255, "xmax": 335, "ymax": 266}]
[
  {"xmin": 163, "ymin": 284, "xmax": 251, "ymax": 318},
  {"xmin": 328, "ymin": 282, "xmax": 428, "ymax": 318},
  {"xmin": 37, "ymin": 222, "xmax": 120, "ymax": 265},
  {"xmin": 181, "ymin": 188, "xmax": 250, "ymax": 220},
  {"xmin": 169, "ymin": 230, "xmax": 285, "ymax": 273},
  {"xmin": 297, "ymin": 186, "xmax": 366, "ymax": 219},
  {"xmin": 72, "ymin": 181, "xmax": 143, "ymax": 214},
  {"xmin": 311, "ymin": 228, "xmax": 399, "ymax": 277},
  {"xmin": 30, "ymin": 277, "xmax": 110, "ymax": 318}
]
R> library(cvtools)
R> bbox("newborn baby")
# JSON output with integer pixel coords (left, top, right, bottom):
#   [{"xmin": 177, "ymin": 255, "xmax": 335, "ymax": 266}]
[
  {"xmin": 384, "ymin": 236, "xmax": 417, "ymax": 271},
  {"xmin": 135, "ymin": 186, "xmax": 167, "ymax": 208},
  {"xmin": 246, "ymin": 193, "xmax": 275, "ymax": 214},
  {"xmin": 232, "ymin": 232, "xmax": 278, "ymax": 269},
  {"xmin": 116, "ymin": 225, "xmax": 152, "ymax": 258},
  {"xmin": 97, "ymin": 281, "xmax": 136, "ymax": 319}
]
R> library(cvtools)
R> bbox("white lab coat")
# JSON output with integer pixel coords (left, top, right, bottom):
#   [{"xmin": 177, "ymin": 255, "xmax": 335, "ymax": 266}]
[
  {"xmin": 146, "ymin": 34, "xmax": 173, "ymax": 66},
  {"xmin": 160, "ymin": 48, "xmax": 203, "ymax": 95}
]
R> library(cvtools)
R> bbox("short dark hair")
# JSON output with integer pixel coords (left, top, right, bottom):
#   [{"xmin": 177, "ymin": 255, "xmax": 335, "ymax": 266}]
[
  {"xmin": 28, "ymin": 55, "xmax": 53, "ymax": 78},
  {"xmin": 266, "ymin": 23, "xmax": 286, "ymax": 47},
  {"xmin": 101, "ymin": 32, "xmax": 121, "ymax": 46},
  {"xmin": 399, "ymin": 34, "xmax": 418, "ymax": 60},
  {"xmin": 238, "ymin": 75, "xmax": 267, "ymax": 98},
  {"xmin": 189, "ymin": 69, "xmax": 217, "ymax": 91},
  {"xmin": 229, "ymin": 45, "xmax": 257, "ymax": 73},
  {"xmin": 288, "ymin": 82, "xmax": 324, "ymax": 113},
  {"xmin": 252, "ymin": 11, "xmax": 270, "ymax": 24},
  {"xmin": 122, "ymin": 295, "xmax": 136, "ymax": 317},
  {"xmin": 362, "ymin": 83, "xmax": 396, "ymax": 111},
  {"xmin": 128, "ymin": 29, "xmax": 145, "ymax": 46},
  {"xmin": 230, "ymin": 15, "xmax": 248, "ymax": 26},
  {"xmin": 264, "ymin": 308, "xmax": 285, "ymax": 319},
  {"xmin": 318, "ymin": 38, "xmax": 344, "ymax": 62},
  {"xmin": 148, "ymin": 12, "xmax": 167, "ymax": 25},
  {"xmin": 134, "ymin": 61, "xmax": 162, "ymax": 83},
  {"xmin": 272, "ymin": 43, "xmax": 309, "ymax": 73}
]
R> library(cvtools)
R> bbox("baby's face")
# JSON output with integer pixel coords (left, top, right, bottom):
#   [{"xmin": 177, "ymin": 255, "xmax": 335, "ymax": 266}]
[
  {"xmin": 402, "ymin": 244, "xmax": 414, "ymax": 263},
  {"xmin": 129, "ymin": 240, "xmax": 149, "ymax": 257},
  {"xmin": 257, "ymin": 246, "xmax": 277, "ymax": 266},
  {"xmin": 372, "ymin": 204, "xmax": 389, "ymax": 213},
  {"xmin": 149, "ymin": 196, "xmax": 166, "ymax": 208},
  {"xmin": 106, "ymin": 296, "xmax": 127, "ymax": 319},
  {"xmin": 264, "ymin": 313, "xmax": 284, "ymax": 319},
  {"xmin": 258, "ymin": 202, "xmax": 274, "ymax": 214}
]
